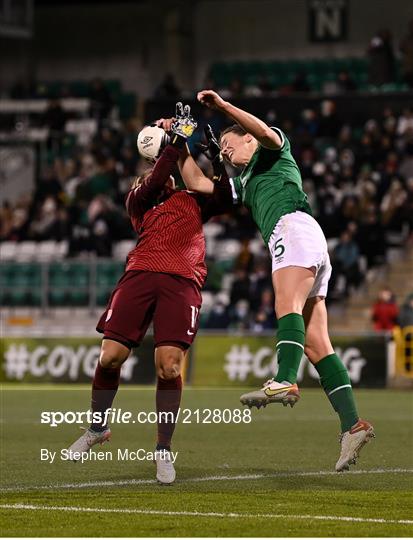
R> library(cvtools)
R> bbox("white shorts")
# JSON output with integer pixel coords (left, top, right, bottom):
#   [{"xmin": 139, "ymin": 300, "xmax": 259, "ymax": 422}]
[{"xmin": 268, "ymin": 211, "xmax": 332, "ymax": 298}]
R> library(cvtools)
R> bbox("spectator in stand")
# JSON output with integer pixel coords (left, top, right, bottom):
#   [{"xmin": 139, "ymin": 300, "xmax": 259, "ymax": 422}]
[
  {"xmin": 331, "ymin": 230, "xmax": 362, "ymax": 297},
  {"xmin": 234, "ymin": 238, "xmax": 254, "ymax": 273},
  {"xmin": 229, "ymin": 268, "xmax": 251, "ymax": 305},
  {"xmin": 372, "ymin": 287, "xmax": 399, "ymax": 331},
  {"xmin": 291, "ymin": 71, "xmax": 310, "ymax": 93},
  {"xmin": 229, "ymin": 299, "xmax": 250, "ymax": 330},
  {"xmin": 380, "ymin": 178, "xmax": 408, "ymax": 235},
  {"xmin": 397, "ymin": 107, "xmax": 413, "ymax": 137},
  {"xmin": 89, "ymin": 78, "xmax": 113, "ymax": 121},
  {"xmin": 256, "ymin": 75, "xmax": 273, "ymax": 96},
  {"xmin": 43, "ymin": 99, "xmax": 66, "ymax": 133},
  {"xmin": 367, "ymin": 29, "xmax": 396, "ymax": 86},
  {"xmin": 205, "ymin": 300, "xmax": 230, "ymax": 329},
  {"xmin": 228, "ymin": 77, "xmax": 244, "ymax": 99},
  {"xmin": 336, "ymin": 71, "xmax": 357, "ymax": 93},
  {"xmin": 357, "ymin": 203, "xmax": 386, "ymax": 268},
  {"xmin": 155, "ymin": 73, "xmax": 180, "ymax": 99},
  {"xmin": 0, "ymin": 202, "xmax": 13, "ymax": 240},
  {"xmin": 318, "ymin": 100, "xmax": 340, "ymax": 139},
  {"xmin": 399, "ymin": 293, "xmax": 413, "ymax": 328},
  {"xmin": 400, "ymin": 20, "xmax": 413, "ymax": 88},
  {"xmin": 250, "ymin": 288, "xmax": 275, "ymax": 332}
]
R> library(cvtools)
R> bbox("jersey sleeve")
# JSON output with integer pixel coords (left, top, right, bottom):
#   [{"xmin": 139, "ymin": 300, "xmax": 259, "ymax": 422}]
[
  {"xmin": 200, "ymin": 172, "xmax": 238, "ymax": 222},
  {"xmin": 126, "ymin": 145, "xmax": 181, "ymax": 218},
  {"xmin": 270, "ymin": 126, "xmax": 287, "ymax": 150}
]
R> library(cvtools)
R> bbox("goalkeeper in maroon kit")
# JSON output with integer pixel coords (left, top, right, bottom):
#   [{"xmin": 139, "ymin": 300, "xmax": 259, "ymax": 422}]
[{"xmin": 67, "ymin": 104, "xmax": 233, "ymax": 484}]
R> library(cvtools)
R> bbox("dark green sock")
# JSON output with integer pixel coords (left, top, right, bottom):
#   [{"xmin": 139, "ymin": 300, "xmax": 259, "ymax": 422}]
[
  {"xmin": 274, "ymin": 313, "xmax": 305, "ymax": 384},
  {"xmin": 315, "ymin": 353, "xmax": 359, "ymax": 432}
]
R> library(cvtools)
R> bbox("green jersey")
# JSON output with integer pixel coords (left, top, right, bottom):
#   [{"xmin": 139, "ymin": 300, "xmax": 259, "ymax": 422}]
[{"xmin": 230, "ymin": 127, "xmax": 312, "ymax": 245}]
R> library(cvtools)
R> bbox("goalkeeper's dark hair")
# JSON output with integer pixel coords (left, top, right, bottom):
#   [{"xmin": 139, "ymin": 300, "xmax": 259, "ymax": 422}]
[{"xmin": 219, "ymin": 124, "xmax": 247, "ymax": 142}]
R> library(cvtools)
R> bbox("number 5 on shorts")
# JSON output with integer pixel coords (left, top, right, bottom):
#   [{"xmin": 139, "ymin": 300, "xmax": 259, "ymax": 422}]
[{"xmin": 273, "ymin": 238, "xmax": 285, "ymax": 258}]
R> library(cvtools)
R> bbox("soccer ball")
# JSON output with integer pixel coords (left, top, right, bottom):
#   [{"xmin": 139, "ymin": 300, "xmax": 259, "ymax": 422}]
[{"xmin": 137, "ymin": 125, "xmax": 169, "ymax": 162}]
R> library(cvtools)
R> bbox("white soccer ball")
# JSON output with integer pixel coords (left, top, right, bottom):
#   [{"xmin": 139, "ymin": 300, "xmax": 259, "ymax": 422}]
[{"xmin": 137, "ymin": 125, "xmax": 169, "ymax": 162}]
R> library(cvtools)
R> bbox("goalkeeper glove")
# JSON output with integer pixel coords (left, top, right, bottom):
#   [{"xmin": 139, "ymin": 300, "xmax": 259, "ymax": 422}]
[
  {"xmin": 196, "ymin": 124, "xmax": 226, "ymax": 182},
  {"xmin": 170, "ymin": 102, "xmax": 197, "ymax": 147}
]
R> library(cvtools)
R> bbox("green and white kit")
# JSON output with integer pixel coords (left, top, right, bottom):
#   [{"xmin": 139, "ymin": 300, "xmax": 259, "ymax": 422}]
[{"xmin": 229, "ymin": 127, "xmax": 332, "ymax": 297}]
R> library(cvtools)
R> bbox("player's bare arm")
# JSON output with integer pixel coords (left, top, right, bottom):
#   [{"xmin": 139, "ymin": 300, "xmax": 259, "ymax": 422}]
[
  {"xmin": 156, "ymin": 116, "xmax": 214, "ymax": 194},
  {"xmin": 179, "ymin": 145, "xmax": 215, "ymax": 194},
  {"xmin": 197, "ymin": 89, "xmax": 282, "ymax": 150}
]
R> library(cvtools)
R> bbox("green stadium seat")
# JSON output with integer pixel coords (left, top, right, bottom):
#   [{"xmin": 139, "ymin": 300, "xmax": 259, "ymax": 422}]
[
  {"xmin": 49, "ymin": 263, "xmax": 71, "ymax": 287},
  {"xmin": 68, "ymin": 290, "xmax": 89, "ymax": 306},
  {"xmin": 49, "ymin": 289, "xmax": 68, "ymax": 306},
  {"xmin": 8, "ymin": 290, "xmax": 28, "ymax": 306},
  {"xmin": 70, "ymin": 263, "xmax": 89, "ymax": 287},
  {"xmin": 118, "ymin": 92, "xmax": 136, "ymax": 120},
  {"xmin": 106, "ymin": 79, "xmax": 122, "ymax": 100},
  {"xmin": 28, "ymin": 290, "xmax": 42, "ymax": 307},
  {"xmin": 97, "ymin": 289, "xmax": 111, "ymax": 306},
  {"xmin": 70, "ymin": 80, "xmax": 89, "ymax": 97}
]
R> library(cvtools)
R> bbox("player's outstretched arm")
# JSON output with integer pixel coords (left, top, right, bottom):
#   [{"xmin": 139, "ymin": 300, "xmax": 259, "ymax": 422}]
[
  {"xmin": 179, "ymin": 145, "xmax": 215, "ymax": 194},
  {"xmin": 197, "ymin": 90, "xmax": 282, "ymax": 150},
  {"xmin": 156, "ymin": 117, "xmax": 214, "ymax": 194}
]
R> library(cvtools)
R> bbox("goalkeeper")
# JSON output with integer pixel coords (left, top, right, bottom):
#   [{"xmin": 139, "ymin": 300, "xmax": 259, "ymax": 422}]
[
  {"xmin": 67, "ymin": 104, "xmax": 233, "ymax": 485},
  {"xmin": 160, "ymin": 91, "xmax": 375, "ymax": 473}
]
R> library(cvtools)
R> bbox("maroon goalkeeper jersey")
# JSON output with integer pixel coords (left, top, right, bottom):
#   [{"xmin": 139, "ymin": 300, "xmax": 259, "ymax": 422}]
[{"xmin": 125, "ymin": 145, "xmax": 232, "ymax": 288}]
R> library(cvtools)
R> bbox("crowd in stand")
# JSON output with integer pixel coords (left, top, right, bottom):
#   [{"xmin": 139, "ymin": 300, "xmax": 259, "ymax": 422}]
[{"xmin": 2, "ymin": 37, "xmax": 413, "ymax": 328}]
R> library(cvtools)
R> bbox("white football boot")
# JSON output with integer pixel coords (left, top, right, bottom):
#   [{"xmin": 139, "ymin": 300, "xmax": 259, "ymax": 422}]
[
  {"xmin": 240, "ymin": 379, "xmax": 300, "ymax": 409},
  {"xmin": 155, "ymin": 450, "xmax": 176, "ymax": 485},
  {"xmin": 67, "ymin": 427, "xmax": 111, "ymax": 461},
  {"xmin": 335, "ymin": 419, "xmax": 375, "ymax": 472}
]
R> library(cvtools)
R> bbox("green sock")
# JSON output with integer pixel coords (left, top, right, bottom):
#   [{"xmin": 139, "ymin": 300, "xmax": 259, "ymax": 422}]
[
  {"xmin": 315, "ymin": 353, "xmax": 359, "ymax": 432},
  {"xmin": 274, "ymin": 313, "xmax": 305, "ymax": 384}
]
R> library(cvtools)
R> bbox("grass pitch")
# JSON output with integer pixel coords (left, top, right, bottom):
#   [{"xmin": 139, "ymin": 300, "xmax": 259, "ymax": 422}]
[{"xmin": 0, "ymin": 385, "xmax": 412, "ymax": 537}]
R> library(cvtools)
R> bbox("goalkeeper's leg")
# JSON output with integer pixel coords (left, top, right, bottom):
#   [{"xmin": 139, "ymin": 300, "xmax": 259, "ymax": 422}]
[
  {"xmin": 67, "ymin": 339, "xmax": 130, "ymax": 459},
  {"xmin": 154, "ymin": 345, "xmax": 186, "ymax": 485},
  {"xmin": 303, "ymin": 296, "xmax": 375, "ymax": 471}
]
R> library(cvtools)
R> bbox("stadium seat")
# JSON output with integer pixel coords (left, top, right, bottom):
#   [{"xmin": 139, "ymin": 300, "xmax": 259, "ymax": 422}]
[
  {"xmin": 68, "ymin": 289, "xmax": 89, "ymax": 306},
  {"xmin": 118, "ymin": 93, "xmax": 136, "ymax": 120},
  {"xmin": 248, "ymin": 238, "xmax": 266, "ymax": 256},
  {"xmin": 203, "ymin": 222, "xmax": 224, "ymax": 239},
  {"xmin": 0, "ymin": 242, "xmax": 17, "ymax": 261},
  {"xmin": 97, "ymin": 289, "xmax": 111, "ymax": 306},
  {"xmin": 36, "ymin": 241, "xmax": 58, "ymax": 262},
  {"xmin": 201, "ymin": 291, "xmax": 215, "ymax": 314},
  {"xmin": 49, "ymin": 288, "xmax": 68, "ymax": 306},
  {"xmin": 65, "ymin": 119, "xmax": 98, "ymax": 146},
  {"xmin": 221, "ymin": 273, "xmax": 235, "ymax": 292},
  {"xmin": 113, "ymin": 240, "xmax": 135, "ymax": 261},
  {"xmin": 15, "ymin": 241, "xmax": 37, "ymax": 262},
  {"xmin": 215, "ymin": 239, "xmax": 242, "ymax": 260}
]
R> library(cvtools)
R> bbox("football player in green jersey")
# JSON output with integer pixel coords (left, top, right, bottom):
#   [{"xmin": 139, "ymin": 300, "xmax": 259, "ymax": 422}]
[{"xmin": 157, "ymin": 92, "xmax": 374, "ymax": 472}]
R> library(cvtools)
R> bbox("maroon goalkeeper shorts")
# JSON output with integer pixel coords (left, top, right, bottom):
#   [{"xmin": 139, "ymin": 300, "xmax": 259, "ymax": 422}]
[{"xmin": 96, "ymin": 270, "xmax": 202, "ymax": 350}]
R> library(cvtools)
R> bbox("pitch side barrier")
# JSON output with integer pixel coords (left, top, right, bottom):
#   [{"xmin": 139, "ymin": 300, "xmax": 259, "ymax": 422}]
[{"xmin": 1, "ymin": 332, "xmax": 388, "ymax": 387}]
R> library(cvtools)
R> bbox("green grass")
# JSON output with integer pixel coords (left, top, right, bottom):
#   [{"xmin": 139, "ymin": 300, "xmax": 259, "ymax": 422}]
[{"xmin": 0, "ymin": 386, "xmax": 412, "ymax": 537}]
